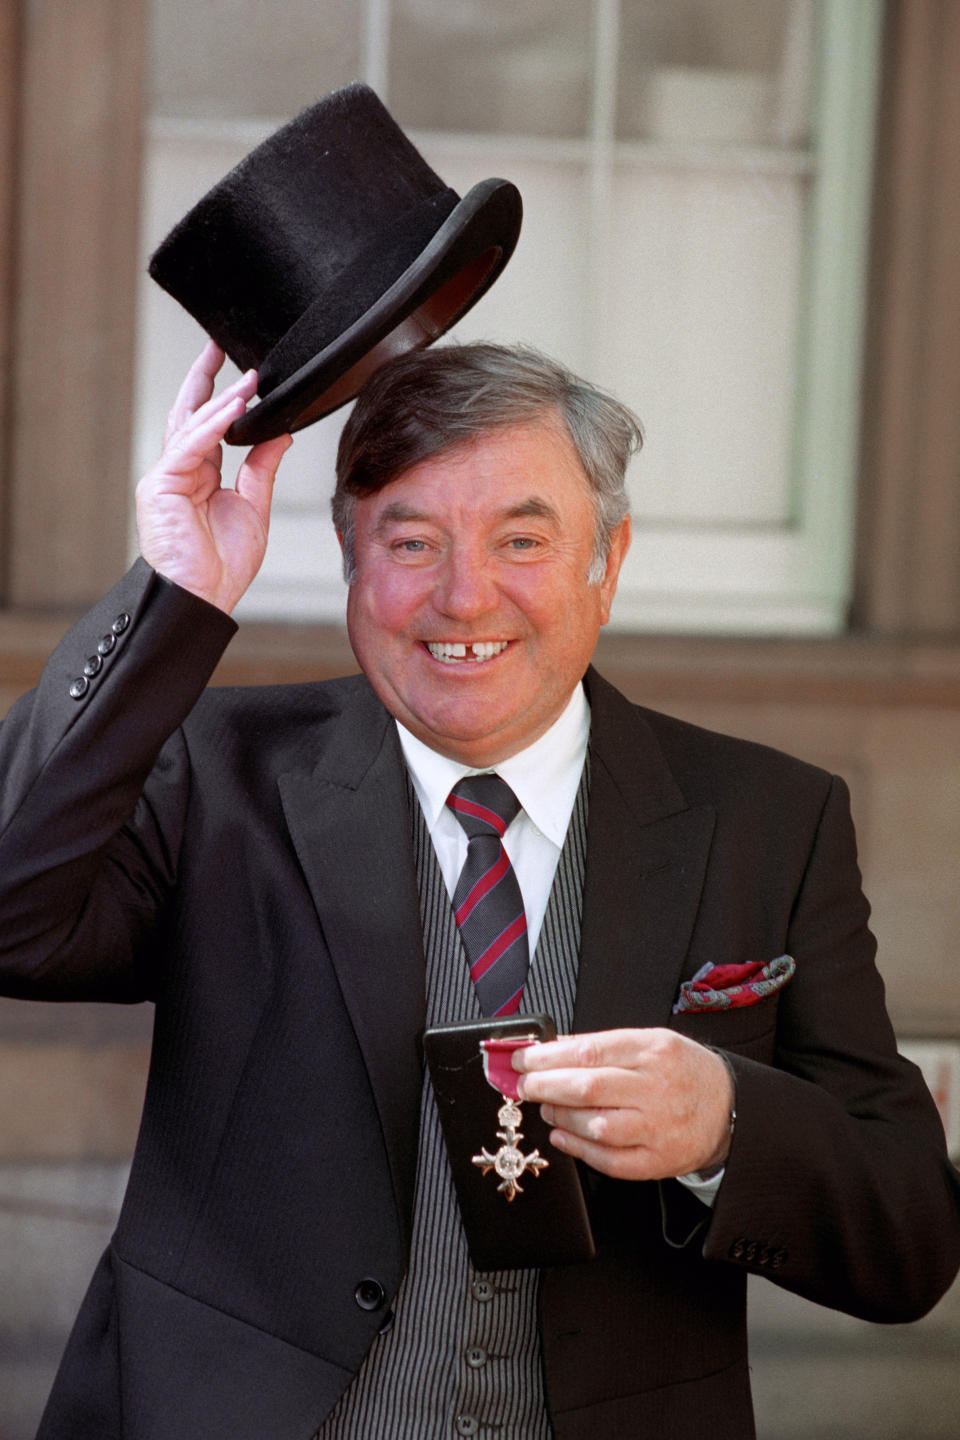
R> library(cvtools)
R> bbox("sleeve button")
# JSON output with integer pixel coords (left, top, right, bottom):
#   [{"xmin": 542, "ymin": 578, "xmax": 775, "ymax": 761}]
[
  {"xmin": 354, "ymin": 1278, "xmax": 385, "ymax": 1312},
  {"xmin": 112, "ymin": 612, "xmax": 131, "ymax": 635},
  {"xmin": 83, "ymin": 654, "xmax": 103, "ymax": 678},
  {"xmin": 97, "ymin": 633, "xmax": 116, "ymax": 657},
  {"xmin": 68, "ymin": 677, "xmax": 89, "ymax": 700}
]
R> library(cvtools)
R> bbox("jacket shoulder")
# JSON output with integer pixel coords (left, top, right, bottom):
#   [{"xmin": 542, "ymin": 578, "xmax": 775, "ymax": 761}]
[
  {"xmin": 186, "ymin": 670, "xmax": 370, "ymax": 728},
  {"xmin": 586, "ymin": 665, "xmax": 836, "ymax": 813},
  {"xmin": 179, "ymin": 671, "xmax": 386, "ymax": 780},
  {"xmin": 639, "ymin": 704, "xmax": 832, "ymax": 792}
]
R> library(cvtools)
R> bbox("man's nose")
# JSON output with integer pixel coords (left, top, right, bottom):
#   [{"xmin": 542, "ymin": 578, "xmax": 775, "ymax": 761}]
[{"xmin": 433, "ymin": 548, "xmax": 498, "ymax": 618}]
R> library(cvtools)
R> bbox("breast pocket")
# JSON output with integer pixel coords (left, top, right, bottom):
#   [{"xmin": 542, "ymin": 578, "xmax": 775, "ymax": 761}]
[{"xmin": 668, "ymin": 995, "xmax": 780, "ymax": 1064}]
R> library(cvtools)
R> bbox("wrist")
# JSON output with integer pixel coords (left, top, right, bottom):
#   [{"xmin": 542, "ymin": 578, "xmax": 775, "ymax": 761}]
[
  {"xmin": 699, "ymin": 1047, "xmax": 737, "ymax": 1174},
  {"xmin": 152, "ymin": 568, "xmax": 240, "ymax": 620}
]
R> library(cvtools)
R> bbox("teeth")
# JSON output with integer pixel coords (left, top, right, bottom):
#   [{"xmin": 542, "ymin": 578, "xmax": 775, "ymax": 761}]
[{"xmin": 426, "ymin": 641, "xmax": 508, "ymax": 663}]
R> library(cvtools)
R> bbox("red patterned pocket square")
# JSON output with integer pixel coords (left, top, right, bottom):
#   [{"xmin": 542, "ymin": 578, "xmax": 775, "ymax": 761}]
[{"xmin": 672, "ymin": 955, "xmax": 795, "ymax": 1014}]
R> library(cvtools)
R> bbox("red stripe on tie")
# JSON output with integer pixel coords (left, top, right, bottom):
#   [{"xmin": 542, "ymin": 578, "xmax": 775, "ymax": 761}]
[
  {"xmin": 469, "ymin": 913, "xmax": 528, "ymax": 983},
  {"xmin": 494, "ymin": 988, "xmax": 525, "ymax": 1017},
  {"xmin": 446, "ymin": 794, "xmax": 507, "ymax": 837},
  {"xmin": 454, "ymin": 849, "xmax": 511, "ymax": 927}
]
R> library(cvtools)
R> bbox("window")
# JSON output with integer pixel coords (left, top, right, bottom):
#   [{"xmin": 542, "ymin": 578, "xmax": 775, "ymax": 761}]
[{"xmin": 137, "ymin": 0, "xmax": 881, "ymax": 632}]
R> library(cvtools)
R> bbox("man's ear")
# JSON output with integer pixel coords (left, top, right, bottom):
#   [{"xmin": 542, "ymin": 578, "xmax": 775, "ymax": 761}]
[{"xmin": 598, "ymin": 516, "xmax": 631, "ymax": 625}]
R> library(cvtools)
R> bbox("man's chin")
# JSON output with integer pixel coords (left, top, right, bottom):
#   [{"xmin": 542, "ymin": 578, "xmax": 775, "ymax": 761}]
[
  {"xmin": 395, "ymin": 705, "xmax": 510, "ymax": 761},
  {"xmin": 403, "ymin": 699, "xmax": 560, "ymax": 766}
]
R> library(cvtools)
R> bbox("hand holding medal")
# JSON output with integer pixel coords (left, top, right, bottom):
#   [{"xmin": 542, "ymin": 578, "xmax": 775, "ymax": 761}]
[{"xmin": 422, "ymin": 1015, "xmax": 595, "ymax": 1268}]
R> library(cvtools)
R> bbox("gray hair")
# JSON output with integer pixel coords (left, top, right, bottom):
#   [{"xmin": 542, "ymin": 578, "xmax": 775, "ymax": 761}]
[{"xmin": 332, "ymin": 342, "xmax": 641, "ymax": 583}]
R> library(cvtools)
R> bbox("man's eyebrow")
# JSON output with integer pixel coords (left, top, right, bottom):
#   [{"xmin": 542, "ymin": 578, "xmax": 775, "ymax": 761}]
[
  {"xmin": 371, "ymin": 501, "xmax": 431, "ymax": 534},
  {"xmin": 371, "ymin": 495, "xmax": 563, "ymax": 532},
  {"xmin": 503, "ymin": 497, "xmax": 561, "ymax": 524}
]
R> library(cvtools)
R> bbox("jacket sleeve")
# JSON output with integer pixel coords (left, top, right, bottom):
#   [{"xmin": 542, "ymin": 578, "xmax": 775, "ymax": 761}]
[
  {"xmin": 703, "ymin": 773, "xmax": 960, "ymax": 1322},
  {"xmin": 0, "ymin": 560, "xmax": 236, "ymax": 1001}
]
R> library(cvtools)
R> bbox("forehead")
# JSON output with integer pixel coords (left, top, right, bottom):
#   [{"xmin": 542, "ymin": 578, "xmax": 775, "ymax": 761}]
[{"xmin": 363, "ymin": 418, "xmax": 594, "ymax": 519}]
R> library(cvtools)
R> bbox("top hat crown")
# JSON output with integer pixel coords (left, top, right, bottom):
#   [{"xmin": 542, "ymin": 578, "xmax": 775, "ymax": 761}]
[{"xmin": 148, "ymin": 82, "xmax": 522, "ymax": 445}]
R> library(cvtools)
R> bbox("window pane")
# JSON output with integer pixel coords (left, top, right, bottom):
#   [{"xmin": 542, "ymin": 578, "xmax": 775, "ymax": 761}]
[
  {"xmin": 617, "ymin": 0, "xmax": 819, "ymax": 147},
  {"xmin": 150, "ymin": 0, "xmax": 363, "ymax": 120},
  {"xmin": 389, "ymin": 0, "xmax": 594, "ymax": 137}
]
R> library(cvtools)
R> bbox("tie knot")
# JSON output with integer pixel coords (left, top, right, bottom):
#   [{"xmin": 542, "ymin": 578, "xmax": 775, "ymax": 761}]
[{"xmin": 447, "ymin": 774, "xmax": 522, "ymax": 839}]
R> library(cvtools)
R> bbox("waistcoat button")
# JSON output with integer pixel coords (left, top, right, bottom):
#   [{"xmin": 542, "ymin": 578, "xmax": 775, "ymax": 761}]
[
  {"xmin": 354, "ymin": 1278, "xmax": 385, "ymax": 1311},
  {"xmin": 471, "ymin": 1279, "xmax": 495, "ymax": 1302},
  {"xmin": 455, "ymin": 1417, "xmax": 479, "ymax": 1437},
  {"xmin": 466, "ymin": 1345, "xmax": 487, "ymax": 1368}
]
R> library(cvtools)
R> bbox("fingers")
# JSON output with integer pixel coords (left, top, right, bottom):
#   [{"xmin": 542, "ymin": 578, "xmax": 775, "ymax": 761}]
[
  {"xmin": 539, "ymin": 1100, "xmax": 644, "ymax": 1148},
  {"xmin": 170, "ymin": 371, "xmax": 257, "ymax": 456},
  {"xmin": 163, "ymin": 344, "xmax": 258, "ymax": 464},
  {"xmin": 519, "ymin": 1062, "xmax": 648, "ymax": 1111},
  {"xmin": 165, "ymin": 340, "xmax": 225, "ymax": 443},
  {"xmin": 153, "ymin": 382, "xmax": 256, "ymax": 496},
  {"xmin": 168, "ymin": 341, "xmax": 254, "ymax": 433},
  {"xmin": 513, "ymin": 1027, "xmax": 735, "ymax": 1181},
  {"xmin": 515, "ymin": 1028, "xmax": 665, "ymax": 1077},
  {"xmin": 544, "ymin": 1128, "xmax": 652, "ymax": 1181}
]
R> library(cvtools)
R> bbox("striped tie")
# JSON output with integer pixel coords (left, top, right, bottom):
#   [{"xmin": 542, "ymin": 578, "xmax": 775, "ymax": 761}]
[{"xmin": 446, "ymin": 774, "xmax": 529, "ymax": 1017}]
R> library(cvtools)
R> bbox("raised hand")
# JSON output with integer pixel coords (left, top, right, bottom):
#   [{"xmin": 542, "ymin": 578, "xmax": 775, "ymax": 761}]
[
  {"xmin": 514, "ymin": 1027, "xmax": 735, "ymax": 1182},
  {"xmin": 136, "ymin": 341, "xmax": 293, "ymax": 614}
]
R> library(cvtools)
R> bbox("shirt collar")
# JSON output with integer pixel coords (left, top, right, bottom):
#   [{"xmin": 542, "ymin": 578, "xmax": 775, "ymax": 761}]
[{"xmin": 396, "ymin": 684, "xmax": 590, "ymax": 848}]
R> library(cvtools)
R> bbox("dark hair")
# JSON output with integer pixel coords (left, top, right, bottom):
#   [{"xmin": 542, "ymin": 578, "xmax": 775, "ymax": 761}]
[{"xmin": 332, "ymin": 342, "xmax": 641, "ymax": 581}]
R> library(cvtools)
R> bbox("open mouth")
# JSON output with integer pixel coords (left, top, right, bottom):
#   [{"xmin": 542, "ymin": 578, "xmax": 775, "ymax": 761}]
[{"xmin": 425, "ymin": 641, "xmax": 509, "ymax": 664}]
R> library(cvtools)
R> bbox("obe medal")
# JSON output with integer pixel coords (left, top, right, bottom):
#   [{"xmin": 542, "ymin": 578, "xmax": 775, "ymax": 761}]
[{"xmin": 472, "ymin": 1036, "xmax": 549, "ymax": 1202}]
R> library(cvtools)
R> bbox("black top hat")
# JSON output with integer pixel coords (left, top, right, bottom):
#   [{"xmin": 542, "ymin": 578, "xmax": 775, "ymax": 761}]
[{"xmin": 148, "ymin": 83, "xmax": 522, "ymax": 445}]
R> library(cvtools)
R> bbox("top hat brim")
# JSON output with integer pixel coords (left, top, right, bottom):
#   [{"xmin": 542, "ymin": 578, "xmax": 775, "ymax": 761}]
[{"xmin": 225, "ymin": 177, "xmax": 522, "ymax": 446}]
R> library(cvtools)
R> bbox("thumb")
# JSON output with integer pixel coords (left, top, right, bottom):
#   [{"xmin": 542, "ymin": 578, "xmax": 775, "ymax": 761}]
[{"xmin": 235, "ymin": 432, "xmax": 293, "ymax": 530}]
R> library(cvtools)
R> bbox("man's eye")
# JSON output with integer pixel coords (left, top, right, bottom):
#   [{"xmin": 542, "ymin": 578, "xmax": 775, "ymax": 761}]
[
  {"xmin": 395, "ymin": 538, "xmax": 427, "ymax": 552},
  {"xmin": 508, "ymin": 536, "xmax": 538, "ymax": 550}
]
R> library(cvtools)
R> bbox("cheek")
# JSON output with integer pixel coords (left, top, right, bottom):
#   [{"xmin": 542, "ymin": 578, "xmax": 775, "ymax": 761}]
[
  {"xmin": 518, "ymin": 572, "xmax": 600, "ymax": 636},
  {"xmin": 350, "ymin": 571, "xmax": 427, "ymax": 634}
]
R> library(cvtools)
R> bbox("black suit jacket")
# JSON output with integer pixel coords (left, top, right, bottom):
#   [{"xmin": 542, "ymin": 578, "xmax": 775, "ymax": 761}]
[{"xmin": 1, "ymin": 561, "xmax": 958, "ymax": 1440}]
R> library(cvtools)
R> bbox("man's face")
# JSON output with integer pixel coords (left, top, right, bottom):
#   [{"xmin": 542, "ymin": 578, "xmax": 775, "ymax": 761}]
[{"xmin": 344, "ymin": 417, "xmax": 630, "ymax": 766}]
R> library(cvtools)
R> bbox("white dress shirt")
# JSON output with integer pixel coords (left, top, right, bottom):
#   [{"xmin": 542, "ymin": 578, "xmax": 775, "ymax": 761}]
[{"xmin": 397, "ymin": 684, "xmax": 589, "ymax": 955}]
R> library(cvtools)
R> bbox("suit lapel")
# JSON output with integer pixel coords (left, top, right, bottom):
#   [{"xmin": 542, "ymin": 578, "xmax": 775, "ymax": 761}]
[
  {"xmin": 277, "ymin": 681, "xmax": 425, "ymax": 1241},
  {"xmin": 274, "ymin": 668, "xmax": 714, "ymax": 1223},
  {"xmin": 575, "ymin": 669, "xmax": 715, "ymax": 1033}
]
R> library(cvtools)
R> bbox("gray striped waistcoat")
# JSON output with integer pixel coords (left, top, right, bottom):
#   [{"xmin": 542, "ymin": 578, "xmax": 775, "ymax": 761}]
[{"xmin": 317, "ymin": 764, "xmax": 589, "ymax": 1440}]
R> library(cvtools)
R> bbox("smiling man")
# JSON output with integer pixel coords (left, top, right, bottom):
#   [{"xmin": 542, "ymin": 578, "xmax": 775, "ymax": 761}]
[
  {"xmin": 342, "ymin": 417, "xmax": 628, "ymax": 765},
  {"xmin": 1, "ymin": 341, "xmax": 958, "ymax": 1440}
]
